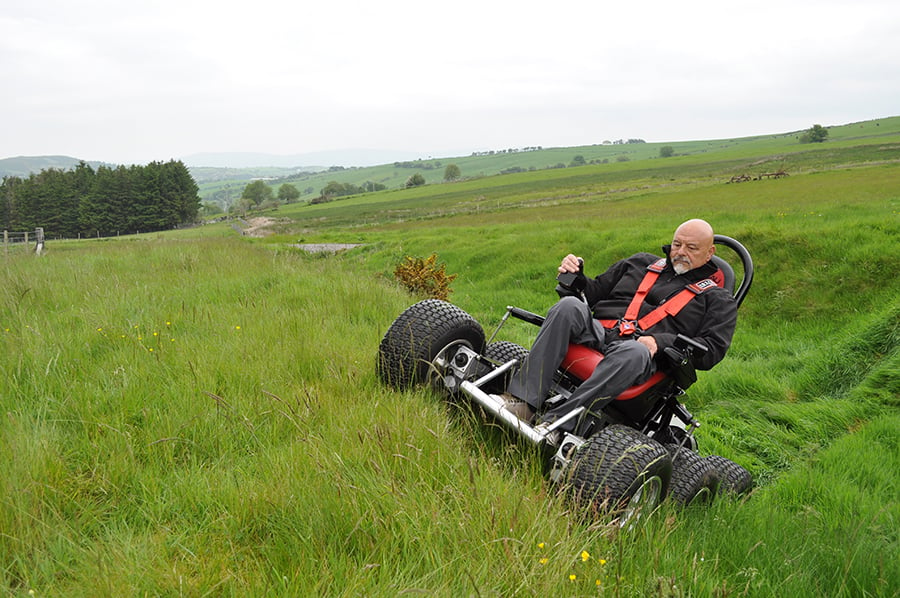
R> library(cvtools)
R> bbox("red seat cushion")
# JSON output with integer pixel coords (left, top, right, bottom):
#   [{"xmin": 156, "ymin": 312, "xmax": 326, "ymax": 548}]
[{"xmin": 559, "ymin": 343, "xmax": 668, "ymax": 401}]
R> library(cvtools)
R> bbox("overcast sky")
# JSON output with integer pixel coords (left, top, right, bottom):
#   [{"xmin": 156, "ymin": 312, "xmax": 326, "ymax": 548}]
[{"xmin": 2, "ymin": 0, "xmax": 899, "ymax": 165}]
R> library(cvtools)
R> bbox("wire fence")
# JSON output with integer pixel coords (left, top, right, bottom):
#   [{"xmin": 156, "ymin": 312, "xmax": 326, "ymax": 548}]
[{"xmin": 3, "ymin": 228, "xmax": 45, "ymax": 256}]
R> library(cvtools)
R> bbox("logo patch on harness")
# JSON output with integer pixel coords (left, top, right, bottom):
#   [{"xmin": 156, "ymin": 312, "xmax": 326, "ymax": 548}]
[
  {"xmin": 688, "ymin": 279, "xmax": 718, "ymax": 293},
  {"xmin": 647, "ymin": 258, "xmax": 667, "ymax": 273}
]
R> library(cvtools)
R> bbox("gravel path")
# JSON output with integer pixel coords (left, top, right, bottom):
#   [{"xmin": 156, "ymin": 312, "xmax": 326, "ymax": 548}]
[{"xmin": 290, "ymin": 243, "xmax": 363, "ymax": 253}]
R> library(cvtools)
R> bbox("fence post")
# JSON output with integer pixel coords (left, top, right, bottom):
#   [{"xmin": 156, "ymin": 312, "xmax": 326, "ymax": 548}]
[
  {"xmin": 1, "ymin": 229, "xmax": 45, "ymax": 256},
  {"xmin": 35, "ymin": 228, "xmax": 45, "ymax": 255}
]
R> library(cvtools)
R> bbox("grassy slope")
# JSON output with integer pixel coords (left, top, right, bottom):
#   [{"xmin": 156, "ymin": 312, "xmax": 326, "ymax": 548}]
[{"xmin": 1, "ymin": 127, "xmax": 898, "ymax": 596}]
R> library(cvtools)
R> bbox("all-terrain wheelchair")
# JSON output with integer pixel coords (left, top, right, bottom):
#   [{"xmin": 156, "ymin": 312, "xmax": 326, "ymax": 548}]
[{"xmin": 377, "ymin": 235, "xmax": 753, "ymax": 522}]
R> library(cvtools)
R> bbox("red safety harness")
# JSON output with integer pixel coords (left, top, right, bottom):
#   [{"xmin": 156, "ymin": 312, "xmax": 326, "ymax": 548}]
[{"xmin": 598, "ymin": 258, "xmax": 721, "ymax": 336}]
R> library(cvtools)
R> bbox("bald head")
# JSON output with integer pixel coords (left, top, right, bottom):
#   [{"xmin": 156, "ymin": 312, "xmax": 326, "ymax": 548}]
[{"xmin": 669, "ymin": 219, "xmax": 716, "ymax": 274}]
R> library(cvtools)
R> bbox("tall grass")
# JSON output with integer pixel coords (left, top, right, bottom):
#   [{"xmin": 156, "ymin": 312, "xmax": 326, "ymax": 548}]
[{"xmin": 1, "ymin": 153, "xmax": 897, "ymax": 594}]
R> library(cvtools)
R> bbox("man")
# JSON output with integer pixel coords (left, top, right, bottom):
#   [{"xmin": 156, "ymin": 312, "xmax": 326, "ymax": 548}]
[{"xmin": 503, "ymin": 219, "xmax": 738, "ymax": 435}]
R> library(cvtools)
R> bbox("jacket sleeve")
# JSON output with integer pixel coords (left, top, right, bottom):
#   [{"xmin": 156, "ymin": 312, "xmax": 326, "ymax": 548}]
[{"xmin": 652, "ymin": 288, "xmax": 738, "ymax": 371}]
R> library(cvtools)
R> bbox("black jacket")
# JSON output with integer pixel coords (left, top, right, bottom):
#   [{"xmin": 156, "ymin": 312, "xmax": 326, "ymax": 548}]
[{"xmin": 582, "ymin": 251, "xmax": 737, "ymax": 370}]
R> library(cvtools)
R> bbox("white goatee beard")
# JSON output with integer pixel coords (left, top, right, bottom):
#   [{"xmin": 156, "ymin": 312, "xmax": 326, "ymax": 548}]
[{"xmin": 673, "ymin": 261, "xmax": 690, "ymax": 275}]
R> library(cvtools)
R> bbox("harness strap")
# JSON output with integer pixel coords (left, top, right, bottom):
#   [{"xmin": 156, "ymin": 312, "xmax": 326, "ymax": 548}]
[
  {"xmin": 634, "ymin": 283, "xmax": 705, "ymax": 331},
  {"xmin": 622, "ymin": 258, "xmax": 666, "ymax": 323},
  {"xmin": 599, "ymin": 259, "xmax": 717, "ymax": 335}
]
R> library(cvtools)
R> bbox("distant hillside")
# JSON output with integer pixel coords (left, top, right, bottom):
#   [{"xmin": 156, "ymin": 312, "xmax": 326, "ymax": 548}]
[
  {"xmin": 0, "ymin": 155, "xmax": 303, "ymax": 186},
  {"xmin": 0, "ymin": 155, "xmax": 109, "ymax": 178},
  {"xmin": 189, "ymin": 116, "xmax": 900, "ymax": 210},
  {"xmin": 7, "ymin": 116, "xmax": 898, "ymax": 205},
  {"xmin": 187, "ymin": 166, "xmax": 321, "ymax": 185},
  {"xmin": 180, "ymin": 149, "xmax": 427, "ymax": 169}
]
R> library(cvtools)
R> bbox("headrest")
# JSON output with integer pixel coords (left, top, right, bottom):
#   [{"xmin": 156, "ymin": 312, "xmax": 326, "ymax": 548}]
[{"xmin": 710, "ymin": 255, "xmax": 735, "ymax": 293}]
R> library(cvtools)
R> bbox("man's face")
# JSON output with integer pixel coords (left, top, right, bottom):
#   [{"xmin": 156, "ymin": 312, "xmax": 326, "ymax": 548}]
[{"xmin": 669, "ymin": 228, "xmax": 715, "ymax": 274}]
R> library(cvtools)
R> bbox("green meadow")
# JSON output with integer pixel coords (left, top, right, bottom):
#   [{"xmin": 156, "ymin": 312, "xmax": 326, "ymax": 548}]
[{"xmin": 2, "ymin": 121, "xmax": 898, "ymax": 596}]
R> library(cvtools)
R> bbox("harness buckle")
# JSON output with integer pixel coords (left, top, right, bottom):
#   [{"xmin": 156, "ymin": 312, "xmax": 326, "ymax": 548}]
[{"xmin": 618, "ymin": 320, "xmax": 637, "ymax": 336}]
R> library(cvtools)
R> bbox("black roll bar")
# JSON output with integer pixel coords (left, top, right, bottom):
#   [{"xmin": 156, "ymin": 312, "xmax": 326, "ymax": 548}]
[{"xmin": 713, "ymin": 234, "xmax": 754, "ymax": 308}]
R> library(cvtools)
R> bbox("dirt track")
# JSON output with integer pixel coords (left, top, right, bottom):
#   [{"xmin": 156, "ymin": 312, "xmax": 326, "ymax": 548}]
[
  {"xmin": 240, "ymin": 217, "xmax": 362, "ymax": 252},
  {"xmin": 290, "ymin": 243, "xmax": 363, "ymax": 253},
  {"xmin": 242, "ymin": 217, "xmax": 277, "ymax": 237}
]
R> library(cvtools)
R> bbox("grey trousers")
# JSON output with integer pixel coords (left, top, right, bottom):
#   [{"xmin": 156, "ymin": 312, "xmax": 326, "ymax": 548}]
[{"xmin": 506, "ymin": 296, "xmax": 656, "ymax": 433}]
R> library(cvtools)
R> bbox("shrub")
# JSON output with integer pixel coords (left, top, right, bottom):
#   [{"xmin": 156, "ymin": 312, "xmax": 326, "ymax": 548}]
[
  {"xmin": 443, "ymin": 163, "xmax": 461, "ymax": 182},
  {"xmin": 799, "ymin": 124, "xmax": 829, "ymax": 143},
  {"xmin": 393, "ymin": 253, "xmax": 458, "ymax": 300},
  {"xmin": 405, "ymin": 174, "xmax": 426, "ymax": 188}
]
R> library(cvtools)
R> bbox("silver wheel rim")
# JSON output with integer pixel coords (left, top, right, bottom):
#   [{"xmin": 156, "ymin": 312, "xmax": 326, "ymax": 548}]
[
  {"xmin": 620, "ymin": 475, "xmax": 663, "ymax": 529},
  {"xmin": 425, "ymin": 339, "xmax": 474, "ymax": 392}
]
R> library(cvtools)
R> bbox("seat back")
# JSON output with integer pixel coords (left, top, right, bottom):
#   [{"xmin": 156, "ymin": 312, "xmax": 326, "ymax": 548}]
[{"xmin": 710, "ymin": 255, "xmax": 734, "ymax": 294}]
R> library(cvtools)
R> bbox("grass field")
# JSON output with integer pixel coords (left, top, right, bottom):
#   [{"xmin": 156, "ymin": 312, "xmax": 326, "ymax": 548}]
[{"xmin": 1, "ymin": 124, "xmax": 898, "ymax": 596}]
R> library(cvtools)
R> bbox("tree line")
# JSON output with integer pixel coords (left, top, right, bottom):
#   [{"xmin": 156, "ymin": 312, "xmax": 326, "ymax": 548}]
[{"xmin": 1, "ymin": 160, "xmax": 201, "ymax": 238}]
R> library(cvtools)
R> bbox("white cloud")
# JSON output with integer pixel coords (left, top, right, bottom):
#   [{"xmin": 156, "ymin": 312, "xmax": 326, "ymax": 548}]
[{"xmin": 2, "ymin": 0, "xmax": 898, "ymax": 163}]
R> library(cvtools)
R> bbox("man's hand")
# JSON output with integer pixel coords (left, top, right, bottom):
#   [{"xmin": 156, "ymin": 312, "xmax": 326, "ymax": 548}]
[
  {"xmin": 559, "ymin": 254, "xmax": 583, "ymax": 274},
  {"xmin": 636, "ymin": 335, "xmax": 658, "ymax": 357}
]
